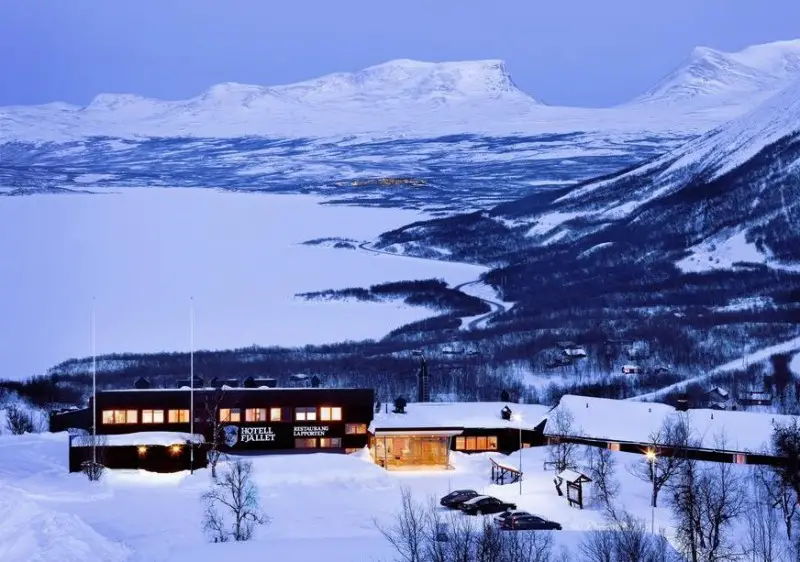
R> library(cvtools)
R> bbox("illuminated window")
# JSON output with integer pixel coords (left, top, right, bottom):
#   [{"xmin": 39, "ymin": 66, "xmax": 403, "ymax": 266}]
[
  {"xmin": 270, "ymin": 408, "xmax": 282, "ymax": 421},
  {"xmin": 345, "ymin": 423, "xmax": 367, "ymax": 435},
  {"xmin": 142, "ymin": 410, "xmax": 164, "ymax": 424},
  {"xmin": 608, "ymin": 442, "xmax": 620, "ymax": 452},
  {"xmin": 295, "ymin": 407, "xmax": 317, "ymax": 421},
  {"xmin": 220, "ymin": 408, "xmax": 241, "ymax": 422},
  {"xmin": 168, "ymin": 409, "xmax": 190, "ymax": 423},
  {"xmin": 320, "ymin": 407, "xmax": 342, "ymax": 421},
  {"xmin": 295, "ymin": 438, "xmax": 317, "ymax": 448},
  {"xmin": 454, "ymin": 435, "xmax": 498, "ymax": 451},
  {"xmin": 245, "ymin": 408, "xmax": 267, "ymax": 422},
  {"xmin": 345, "ymin": 448, "xmax": 361, "ymax": 454},
  {"xmin": 102, "ymin": 410, "xmax": 137, "ymax": 424},
  {"xmin": 319, "ymin": 437, "xmax": 342, "ymax": 448}
]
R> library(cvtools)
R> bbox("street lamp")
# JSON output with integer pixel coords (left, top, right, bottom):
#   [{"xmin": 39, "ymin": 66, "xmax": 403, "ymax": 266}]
[
  {"xmin": 645, "ymin": 449, "xmax": 656, "ymax": 534},
  {"xmin": 512, "ymin": 413, "xmax": 523, "ymax": 495}
]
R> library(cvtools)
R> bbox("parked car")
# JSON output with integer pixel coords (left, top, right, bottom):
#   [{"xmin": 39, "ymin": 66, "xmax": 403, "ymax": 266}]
[
  {"xmin": 493, "ymin": 509, "xmax": 532, "ymax": 525},
  {"xmin": 459, "ymin": 496, "xmax": 517, "ymax": 516},
  {"xmin": 439, "ymin": 489, "xmax": 480, "ymax": 509},
  {"xmin": 501, "ymin": 514, "xmax": 562, "ymax": 531}
]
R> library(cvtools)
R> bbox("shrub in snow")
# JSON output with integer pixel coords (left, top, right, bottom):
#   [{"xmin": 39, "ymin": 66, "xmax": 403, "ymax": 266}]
[
  {"xmin": 5, "ymin": 404, "xmax": 36, "ymax": 435},
  {"xmin": 73, "ymin": 433, "xmax": 108, "ymax": 482},
  {"xmin": 201, "ymin": 459, "xmax": 268, "ymax": 542}
]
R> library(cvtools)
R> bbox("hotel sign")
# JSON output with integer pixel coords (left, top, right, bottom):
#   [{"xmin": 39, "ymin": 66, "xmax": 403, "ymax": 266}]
[
  {"xmin": 293, "ymin": 425, "xmax": 329, "ymax": 437},
  {"xmin": 240, "ymin": 427, "xmax": 276, "ymax": 443}
]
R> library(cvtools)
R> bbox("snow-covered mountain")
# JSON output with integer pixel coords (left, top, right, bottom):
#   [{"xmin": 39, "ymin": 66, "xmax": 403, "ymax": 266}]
[
  {"xmin": 3, "ymin": 42, "xmax": 800, "ymax": 143},
  {"xmin": 0, "ymin": 59, "xmax": 556, "ymax": 141},
  {"xmin": 629, "ymin": 39, "xmax": 800, "ymax": 110},
  {"xmin": 379, "ymin": 75, "xmax": 800, "ymax": 272}
]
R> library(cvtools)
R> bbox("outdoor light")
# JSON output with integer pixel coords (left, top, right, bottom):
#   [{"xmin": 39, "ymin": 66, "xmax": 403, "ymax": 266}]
[
  {"xmin": 137, "ymin": 445, "xmax": 147, "ymax": 456},
  {"xmin": 170, "ymin": 444, "xmax": 182, "ymax": 456},
  {"xmin": 645, "ymin": 449, "xmax": 656, "ymax": 462},
  {"xmin": 645, "ymin": 448, "xmax": 657, "ymax": 533}
]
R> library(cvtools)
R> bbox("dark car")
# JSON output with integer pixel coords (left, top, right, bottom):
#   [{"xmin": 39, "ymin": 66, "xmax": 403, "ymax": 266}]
[
  {"xmin": 493, "ymin": 509, "xmax": 532, "ymax": 525},
  {"xmin": 439, "ymin": 489, "xmax": 480, "ymax": 509},
  {"xmin": 459, "ymin": 496, "xmax": 517, "ymax": 516},
  {"xmin": 501, "ymin": 514, "xmax": 562, "ymax": 531}
]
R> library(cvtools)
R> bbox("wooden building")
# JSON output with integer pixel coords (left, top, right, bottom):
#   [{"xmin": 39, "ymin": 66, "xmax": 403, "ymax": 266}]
[
  {"xmin": 54, "ymin": 387, "xmax": 374, "ymax": 463},
  {"xmin": 369, "ymin": 402, "xmax": 550, "ymax": 470}
]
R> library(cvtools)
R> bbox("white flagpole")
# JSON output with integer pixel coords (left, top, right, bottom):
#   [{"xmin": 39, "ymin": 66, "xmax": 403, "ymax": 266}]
[
  {"xmin": 190, "ymin": 297, "xmax": 195, "ymax": 474},
  {"xmin": 92, "ymin": 298, "xmax": 97, "ymax": 465}
]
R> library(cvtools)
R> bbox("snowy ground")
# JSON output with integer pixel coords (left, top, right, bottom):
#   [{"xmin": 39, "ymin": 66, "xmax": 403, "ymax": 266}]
[
  {"xmin": 0, "ymin": 188, "xmax": 487, "ymax": 379},
  {"xmin": 0, "ymin": 431, "xmax": 708, "ymax": 561}
]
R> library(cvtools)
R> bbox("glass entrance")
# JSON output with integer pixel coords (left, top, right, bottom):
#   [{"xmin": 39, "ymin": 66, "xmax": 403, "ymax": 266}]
[{"xmin": 373, "ymin": 435, "xmax": 450, "ymax": 469}]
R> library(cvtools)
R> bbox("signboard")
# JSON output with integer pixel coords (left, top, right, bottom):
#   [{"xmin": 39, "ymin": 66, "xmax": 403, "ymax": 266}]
[
  {"xmin": 223, "ymin": 425, "xmax": 276, "ymax": 446},
  {"xmin": 294, "ymin": 425, "xmax": 329, "ymax": 437},
  {"xmin": 241, "ymin": 427, "xmax": 276, "ymax": 443}
]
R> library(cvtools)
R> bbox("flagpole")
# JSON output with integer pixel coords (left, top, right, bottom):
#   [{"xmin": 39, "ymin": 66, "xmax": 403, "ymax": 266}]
[
  {"xmin": 190, "ymin": 297, "xmax": 195, "ymax": 474},
  {"xmin": 92, "ymin": 298, "xmax": 97, "ymax": 465}
]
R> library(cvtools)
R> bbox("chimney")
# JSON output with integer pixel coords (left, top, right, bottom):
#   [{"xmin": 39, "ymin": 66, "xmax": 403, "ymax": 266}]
[{"xmin": 417, "ymin": 356, "xmax": 430, "ymax": 403}]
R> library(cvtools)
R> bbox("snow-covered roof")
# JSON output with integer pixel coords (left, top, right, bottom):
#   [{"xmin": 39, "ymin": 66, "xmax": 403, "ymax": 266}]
[
  {"xmin": 370, "ymin": 402, "xmax": 551, "ymax": 434},
  {"xmin": 545, "ymin": 394, "xmax": 798, "ymax": 454},
  {"xmin": 70, "ymin": 432, "xmax": 205, "ymax": 447},
  {"xmin": 557, "ymin": 469, "xmax": 591, "ymax": 483}
]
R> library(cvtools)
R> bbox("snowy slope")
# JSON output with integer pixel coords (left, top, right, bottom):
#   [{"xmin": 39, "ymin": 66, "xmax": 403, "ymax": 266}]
[{"xmin": 629, "ymin": 39, "xmax": 800, "ymax": 109}]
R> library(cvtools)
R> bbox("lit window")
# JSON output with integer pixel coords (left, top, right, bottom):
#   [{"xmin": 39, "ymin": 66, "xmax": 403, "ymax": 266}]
[
  {"xmin": 270, "ymin": 408, "xmax": 282, "ymax": 421},
  {"xmin": 102, "ymin": 410, "xmax": 138, "ymax": 424},
  {"xmin": 320, "ymin": 407, "xmax": 342, "ymax": 421},
  {"xmin": 220, "ymin": 408, "xmax": 241, "ymax": 422},
  {"xmin": 295, "ymin": 438, "xmax": 317, "ymax": 448},
  {"xmin": 345, "ymin": 423, "xmax": 367, "ymax": 435},
  {"xmin": 102, "ymin": 410, "xmax": 115, "ymax": 424},
  {"xmin": 320, "ymin": 437, "xmax": 342, "ymax": 448},
  {"xmin": 142, "ymin": 410, "xmax": 164, "ymax": 424},
  {"xmin": 245, "ymin": 408, "xmax": 267, "ymax": 422},
  {"xmin": 295, "ymin": 407, "xmax": 317, "ymax": 421},
  {"xmin": 487, "ymin": 436, "xmax": 498, "ymax": 450},
  {"xmin": 608, "ymin": 442, "xmax": 620, "ymax": 452},
  {"xmin": 345, "ymin": 448, "xmax": 361, "ymax": 454},
  {"xmin": 455, "ymin": 437, "xmax": 466, "ymax": 450},
  {"xmin": 126, "ymin": 410, "xmax": 138, "ymax": 424},
  {"xmin": 168, "ymin": 409, "xmax": 190, "ymax": 423},
  {"xmin": 476, "ymin": 436, "xmax": 488, "ymax": 450}
]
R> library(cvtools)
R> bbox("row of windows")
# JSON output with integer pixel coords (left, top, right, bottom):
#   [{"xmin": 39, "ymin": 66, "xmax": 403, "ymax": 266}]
[
  {"xmin": 455, "ymin": 436, "xmax": 499, "ymax": 451},
  {"xmin": 103, "ymin": 409, "xmax": 189, "ymax": 425},
  {"xmin": 295, "ymin": 437, "xmax": 342, "ymax": 449},
  {"xmin": 102, "ymin": 408, "xmax": 359, "ymax": 428},
  {"xmin": 220, "ymin": 406, "xmax": 342, "ymax": 423}
]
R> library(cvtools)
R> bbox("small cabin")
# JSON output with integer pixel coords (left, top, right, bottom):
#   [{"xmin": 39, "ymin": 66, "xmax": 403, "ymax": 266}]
[
  {"xmin": 622, "ymin": 364, "xmax": 641, "ymax": 375},
  {"xmin": 242, "ymin": 376, "xmax": 277, "ymax": 389},
  {"xmin": 740, "ymin": 391, "xmax": 773, "ymax": 407}
]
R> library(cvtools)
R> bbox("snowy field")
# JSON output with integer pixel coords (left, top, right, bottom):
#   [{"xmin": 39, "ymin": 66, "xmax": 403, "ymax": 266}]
[
  {"xmin": 0, "ymin": 188, "xmax": 487, "ymax": 379},
  {"xmin": 0, "ymin": 431, "xmax": 708, "ymax": 562}
]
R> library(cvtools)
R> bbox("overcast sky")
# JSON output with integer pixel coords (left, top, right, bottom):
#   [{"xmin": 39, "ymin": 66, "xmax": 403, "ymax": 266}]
[{"xmin": 1, "ymin": 0, "xmax": 799, "ymax": 108}]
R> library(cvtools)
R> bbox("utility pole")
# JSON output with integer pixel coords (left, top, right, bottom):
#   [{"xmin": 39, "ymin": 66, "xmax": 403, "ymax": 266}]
[
  {"xmin": 91, "ymin": 298, "xmax": 97, "ymax": 466},
  {"xmin": 190, "ymin": 297, "xmax": 195, "ymax": 475}
]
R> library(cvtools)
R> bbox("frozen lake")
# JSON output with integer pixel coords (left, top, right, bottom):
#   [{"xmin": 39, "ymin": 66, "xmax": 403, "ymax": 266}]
[{"xmin": 0, "ymin": 188, "xmax": 486, "ymax": 379}]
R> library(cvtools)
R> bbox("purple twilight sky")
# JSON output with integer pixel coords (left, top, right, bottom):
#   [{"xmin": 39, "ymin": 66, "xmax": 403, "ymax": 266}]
[{"xmin": 1, "ymin": 0, "xmax": 799, "ymax": 107}]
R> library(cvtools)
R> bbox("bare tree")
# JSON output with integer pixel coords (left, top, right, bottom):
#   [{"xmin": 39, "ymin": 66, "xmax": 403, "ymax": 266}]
[
  {"xmin": 745, "ymin": 467, "xmax": 791, "ymax": 562},
  {"xmin": 546, "ymin": 408, "xmax": 580, "ymax": 473},
  {"xmin": 376, "ymin": 487, "xmax": 427, "ymax": 562},
  {"xmin": 631, "ymin": 413, "xmax": 691, "ymax": 508},
  {"xmin": 578, "ymin": 511, "xmax": 673, "ymax": 562},
  {"xmin": 378, "ymin": 490, "xmax": 555, "ymax": 562},
  {"xmin": 73, "ymin": 433, "xmax": 108, "ymax": 482},
  {"xmin": 753, "ymin": 462, "xmax": 799, "ymax": 545},
  {"xmin": 5, "ymin": 403, "xmax": 35, "ymax": 434},
  {"xmin": 769, "ymin": 419, "xmax": 800, "ymax": 540},
  {"xmin": 204, "ymin": 389, "xmax": 227, "ymax": 480},
  {"xmin": 669, "ymin": 438, "xmax": 746, "ymax": 562},
  {"xmin": 201, "ymin": 459, "xmax": 268, "ymax": 542},
  {"xmin": 586, "ymin": 446, "xmax": 620, "ymax": 515}
]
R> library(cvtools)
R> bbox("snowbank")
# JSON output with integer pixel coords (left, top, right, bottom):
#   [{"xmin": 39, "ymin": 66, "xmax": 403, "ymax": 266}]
[
  {"xmin": 69, "ymin": 432, "xmax": 205, "ymax": 447},
  {"xmin": 0, "ymin": 487, "xmax": 130, "ymax": 562}
]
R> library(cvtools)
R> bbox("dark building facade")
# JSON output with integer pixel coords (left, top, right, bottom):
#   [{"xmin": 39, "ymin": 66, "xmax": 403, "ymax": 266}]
[{"xmin": 57, "ymin": 387, "xmax": 375, "ymax": 455}]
